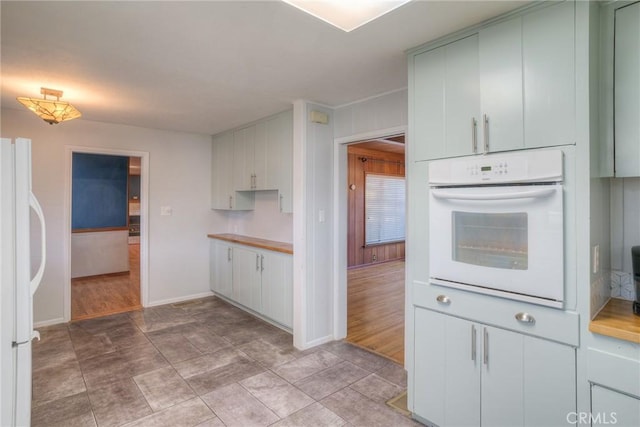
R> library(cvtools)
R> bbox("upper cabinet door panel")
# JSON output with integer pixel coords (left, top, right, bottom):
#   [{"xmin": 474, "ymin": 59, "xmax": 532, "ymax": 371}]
[
  {"xmin": 614, "ymin": 1, "xmax": 640, "ymax": 177},
  {"xmin": 444, "ymin": 34, "xmax": 481, "ymax": 158},
  {"xmin": 480, "ymin": 17, "xmax": 524, "ymax": 152},
  {"xmin": 413, "ymin": 47, "xmax": 446, "ymax": 161},
  {"xmin": 523, "ymin": 1, "xmax": 575, "ymax": 149}
]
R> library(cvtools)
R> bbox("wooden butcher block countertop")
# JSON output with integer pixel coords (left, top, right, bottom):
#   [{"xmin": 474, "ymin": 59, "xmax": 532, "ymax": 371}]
[
  {"xmin": 207, "ymin": 233, "xmax": 293, "ymax": 255},
  {"xmin": 589, "ymin": 298, "xmax": 640, "ymax": 344}
]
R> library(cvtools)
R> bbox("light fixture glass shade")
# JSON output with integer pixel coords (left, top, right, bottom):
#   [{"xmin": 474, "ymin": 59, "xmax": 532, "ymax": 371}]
[
  {"xmin": 17, "ymin": 88, "xmax": 82, "ymax": 124},
  {"xmin": 282, "ymin": 0, "xmax": 411, "ymax": 32}
]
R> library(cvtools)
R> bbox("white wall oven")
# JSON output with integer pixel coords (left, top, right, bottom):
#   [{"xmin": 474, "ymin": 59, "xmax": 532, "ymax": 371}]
[{"xmin": 428, "ymin": 150, "xmax": 564, "ymax": 308}]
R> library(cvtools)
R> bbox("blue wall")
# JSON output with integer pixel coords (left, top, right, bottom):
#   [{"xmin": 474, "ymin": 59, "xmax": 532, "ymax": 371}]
[{"xmin": 72, "ymin": 153, "xmax": 129, "ymax": 230}]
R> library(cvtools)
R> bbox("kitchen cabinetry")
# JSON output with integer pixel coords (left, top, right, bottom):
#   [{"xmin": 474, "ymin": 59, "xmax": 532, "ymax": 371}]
[
  {"xmin": 211, "ymin": 110, "xmax": 292, "ymax": 212},
  {"xmin": 209, "ymin": 239, "xmax": 233, "ymax": 298},
  {"xmin": 414, "ymin": 307, "xmax": 576, "ymax": 427},
  {"xmin": 208, "ymin": 236, "xmax": 293, "ymax": 329},
  {"xmin": 591, "ymin": 385, "xmax": 640, "ymax": 427},
  {"xmin": 232, "ymin": 245, "xmax": 262, "ymax": 312},
  {"xmin": 211, "ymin": 131, "xmax": 254, "ymax": 210},
  {"xmin": 413, "ymin": 35, "xmax": 479, "ymax": 161},
  {"xmin": 614, "ymin": 1, "xmax": 640, "ymax": 177},
  {"xmin": 410, "ymin": 1, "xmax": 574, "ymax": 161}
]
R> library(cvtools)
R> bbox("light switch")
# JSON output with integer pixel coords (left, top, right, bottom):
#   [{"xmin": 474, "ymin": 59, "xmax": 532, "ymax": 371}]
[
  {"xmin": 160, "ymin": 206, "xmax": 173, "ymax": 216},
  {"xmin": 592, "ymin": 244, "xmax": 600, "ymax": 274},
  {"xmin": 318, "ymin": 209, "xmax": 325, "ymax": 223}
]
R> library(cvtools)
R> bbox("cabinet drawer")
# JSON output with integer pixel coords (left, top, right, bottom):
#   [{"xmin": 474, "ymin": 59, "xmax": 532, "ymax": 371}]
[{"xmin": 414, "ymin": 281, "xmax": 579, "ymax": 346}]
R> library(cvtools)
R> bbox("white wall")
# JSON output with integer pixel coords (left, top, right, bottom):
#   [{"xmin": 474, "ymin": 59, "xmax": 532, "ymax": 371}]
[
  {"xmin": 215, "ymin": 191, "xmax": 293, "ymax": 243},
  {"xmin": 334, "ymin": 89, "xmax": 407, "ymax": 139},
  {"xmin": 1, "ymin": 108, "xmax": 216, "ymax": 324}
]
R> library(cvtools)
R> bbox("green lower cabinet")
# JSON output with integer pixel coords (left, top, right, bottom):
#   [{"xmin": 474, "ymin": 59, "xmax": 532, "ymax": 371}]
[
  {"xmin": 591, "ymin": 385, "xmax": 640, "ymax": 427},
  {"xmin": 414, "ymin": 307, "xmax": 576, "ymax": 426}
]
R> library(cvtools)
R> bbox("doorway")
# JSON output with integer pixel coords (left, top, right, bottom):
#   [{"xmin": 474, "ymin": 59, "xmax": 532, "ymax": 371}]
[
  {"xmin": 343, "ymin": 135, "xmax": 406, "ymax": 364},
  {"xmin": 64, "ymin": 147, "xmax": 149, "ymax": 322}
]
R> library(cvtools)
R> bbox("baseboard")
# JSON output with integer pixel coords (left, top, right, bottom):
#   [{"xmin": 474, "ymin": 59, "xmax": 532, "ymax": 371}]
[
  {"xmin": 299, "ymin": 334, "xmax": 334, "ymax": 350},
  {"xmin": 34, "ymin": 317, "xmax": 66, "ymax": 328},
  {"xmin": 146, "ymin": 291, "xmax": 214, "ymax": 308}
]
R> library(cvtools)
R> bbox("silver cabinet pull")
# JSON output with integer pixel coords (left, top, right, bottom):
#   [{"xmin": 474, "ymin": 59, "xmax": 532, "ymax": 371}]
[
  {"xmin": 280, "ymin": 194, "xmax": 283, "ymax": 212},
  {"xmin": 229, "ymin": 195, "xmax": 233, "ymax": 209},
  {"xmin": 483, "ymin": 327, "xmax": 488, "ymax": 366},
  {"xmin": 227, "ymin": 247, "xmax": 232, "ymax": 262},
  {"xmin": 471, "ymin": 117, "xmax": 478, "ymax": 153},
  {"xmin": 471, "ymin": 325, "xmax": 477, "ymax": 362},
  {"xmin": 436, "ymin": 295, "xmax": 451, "ymax": 305},
  {"xmin": 483, "ymin": 114, "xmax": 490, "ymax": 154},
  {"xmin": 515, "ymin": 312, "xmax": 536, "ymax": 324},
  {"xmin": 256, "ymin": 254, "xmax": 260, "ymax": 270},
  {"xmin": 260, "ymin": 255, "xmax": 264, "ymax": 272}
]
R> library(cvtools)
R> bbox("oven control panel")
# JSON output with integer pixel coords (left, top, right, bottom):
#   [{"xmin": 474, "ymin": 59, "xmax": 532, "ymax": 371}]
[{"xmin": 428, "ymin": 150, "xmax": 563, "ymax": 185}]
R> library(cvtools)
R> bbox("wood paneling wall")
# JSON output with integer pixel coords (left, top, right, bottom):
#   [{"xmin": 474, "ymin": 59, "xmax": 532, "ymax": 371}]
[{"xmin": 347, "ymin": 145, "xmax": 405, "ymax": 267}]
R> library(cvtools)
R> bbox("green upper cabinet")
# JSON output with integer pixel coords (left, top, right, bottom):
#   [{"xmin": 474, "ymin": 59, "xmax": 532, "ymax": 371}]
[
  {"xmin": 211, "ymin": 110, "xmax": 292, "ymax": 212},
  {"xmin": 522, "ymin": 0, "xmax": 575, "ymax": 150},
  {"xmin": 614, "ymin": 1, "xmax": 640, "ymax": 177},
  {"xmin": 479, "ymin": 17, "xmax": 524, "ymax": 152},
  {"xmin": 410, "ymin": 1, "xmax": 575, "ymax": 161},
  {"xmin": 413, "ymin": 35, "xmax": 480, "ymax": 161}
]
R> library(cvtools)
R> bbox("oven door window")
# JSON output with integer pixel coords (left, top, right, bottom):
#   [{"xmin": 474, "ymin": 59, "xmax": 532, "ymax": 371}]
[{"xmin": 452, "ymin": 211, "xmax": 527, "ymax": 270}]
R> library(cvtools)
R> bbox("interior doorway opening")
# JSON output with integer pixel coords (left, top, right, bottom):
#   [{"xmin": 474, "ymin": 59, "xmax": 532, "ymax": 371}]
[
  {"xmin": 343, "ymin": 135, "xmax": 406, "ymax": 365},
  {"xmin": 66, "ymin": 148, "xmax": 148, "ymax": 322}
]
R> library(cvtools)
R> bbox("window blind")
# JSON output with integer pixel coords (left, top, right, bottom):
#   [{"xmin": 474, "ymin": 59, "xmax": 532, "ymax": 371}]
[{"xmin": 365, "ymin": 173, "xmax": 406, "ymax": 245}]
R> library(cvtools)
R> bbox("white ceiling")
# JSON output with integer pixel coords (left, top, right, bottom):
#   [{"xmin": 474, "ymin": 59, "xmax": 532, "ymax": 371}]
[{"xmin": 1, "ymin": 0, "xmax": 528, "ymax": 136}]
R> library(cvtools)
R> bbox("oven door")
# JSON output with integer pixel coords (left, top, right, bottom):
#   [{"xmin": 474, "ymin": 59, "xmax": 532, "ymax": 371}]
[{"xmin": 429, "ymin": 184, "xmax": 563, "ymax": 307}]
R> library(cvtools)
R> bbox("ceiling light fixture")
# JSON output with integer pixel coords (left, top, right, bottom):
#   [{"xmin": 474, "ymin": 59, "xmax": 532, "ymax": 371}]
[
  {"xmin": 282, "ymin": 0, "xmax": 411, "ymax": 32},
  {"xmin": 17, "ymin": 87, "xmax": 82, "ymax": 125}
]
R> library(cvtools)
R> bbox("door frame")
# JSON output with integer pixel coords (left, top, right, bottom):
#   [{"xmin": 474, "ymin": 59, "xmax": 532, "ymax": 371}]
[
  {"xmin": 63, "ymin": 145, "xmax": 150, "ymax": 321},
  {"xmin": 332, "ymin": 125, "xmax": 407, "ymax": 343}
]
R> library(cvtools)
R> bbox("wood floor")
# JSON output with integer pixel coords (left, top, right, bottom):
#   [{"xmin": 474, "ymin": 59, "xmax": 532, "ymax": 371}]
[
  {"xmin": 346, "ymin": 259, "xmax": 405, "ymax": 365},
  {"xmin": 71, "ymin": 243, "xmax": 141, "ymax": 321}
]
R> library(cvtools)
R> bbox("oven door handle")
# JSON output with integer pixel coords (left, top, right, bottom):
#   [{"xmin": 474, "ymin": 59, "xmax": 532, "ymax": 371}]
[{"xmin": 431, "ymin": 187, "xmax": 556, "ymax": 201}]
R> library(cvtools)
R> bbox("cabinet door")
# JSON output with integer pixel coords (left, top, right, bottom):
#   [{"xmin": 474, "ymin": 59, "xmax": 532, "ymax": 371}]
[
  {"xmin": 523, "ymin": 1, "xmax": 575, "ymax": 149},
  {"xmin": 444, "ymin": 34, "xmax": 481, "ymax": 158},
  {"xmin": 413, "ymin": 47, "xmax": 445, "ymax": 161},
  {"xmin": 253, "ymin": 121, "xmax": 268, "ymax": 190},
  {"xmin": 211, "ymin": 132, "xmax": 234, "ymax": 209},
  {"xmin": 232, "ymin": 246, "xmax": 262, "ymax": 312},
  {"xmin": 480, "ymin": 17, "xmax": 524, "ymax": 152},
  {"xmin": 592, "ymin": 385, "xmax": 640, "ymax": 427},
  {"xmin": 233, "ymin": 126, "xmax": 254, "ymax": 191},
  {"xmin": 614, "ymin": 1, "xmax": 640, "ymax": 177},
  {"xmin": 523, "ymin": 335, "xmax": 576, "ymax": 427},
  {"xmin": 481, "ymin": 326, "xmax": 524, "ymax": 427},
  {"xmin": 414, "ymin": 308, "xmax": 481, "ymax": 427},
  {"xmin": 210, "ymin": 240, "xmax": 233, "ymax": 298},
  {"xmin": 261, "ymin": 251, "xmax": 292, "ymax": 328}
]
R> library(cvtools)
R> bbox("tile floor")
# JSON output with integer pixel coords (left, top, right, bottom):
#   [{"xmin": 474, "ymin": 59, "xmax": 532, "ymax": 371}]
[{"xmin": 31, "ymin": 296, "xmax": 420, "ymax": 427}]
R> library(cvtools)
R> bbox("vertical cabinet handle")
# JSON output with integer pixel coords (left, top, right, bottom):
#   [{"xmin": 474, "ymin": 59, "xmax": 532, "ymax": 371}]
[
  {"xmin": 483, "ymin": 327, "xmax": 489, "ymax": 366},
  {"xmin": 229, "ymin": 195, "xmax": 233, "ymax": 209},
  {"xmin": 256, "ymin": 254, "xmax": 260, "ymax": 270},
  {"xmin": 227, "ymin": 247, "xmax": 232, "ymax": 262},
  {"xmin": 483, "ymin": 114, "xmax": 490, "ymax": 154},
  {"xmin": 471, "ymin": 325, "xmax": 477, "ymax": 362},
  {"xmin": 471, "ymin": 117, "xmax": 478, "ymax": 154},
  {"xmin": 280, "ymin": 194, "xmax": 283, "ymax": 212},
  {"xmin": 260, "ymin": 255, "xmax": 264, "ymax": 272}
]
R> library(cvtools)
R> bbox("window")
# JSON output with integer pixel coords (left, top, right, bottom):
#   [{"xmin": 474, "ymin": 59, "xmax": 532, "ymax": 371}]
[{"xmin": 365, "ymin": 173, "xmax": 406, "ymax": 245}]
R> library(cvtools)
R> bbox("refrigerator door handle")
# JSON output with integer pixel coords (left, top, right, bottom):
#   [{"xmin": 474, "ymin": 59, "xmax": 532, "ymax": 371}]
[{"xmin": 29, "ymin": 191, "xmax": 46, "ymax": 295}]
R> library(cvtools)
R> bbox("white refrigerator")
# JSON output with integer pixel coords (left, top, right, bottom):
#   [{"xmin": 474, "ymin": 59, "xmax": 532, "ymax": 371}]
[{"xmin": 1, "ymin": 138, "xmax": 46, "ymax": 427}]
